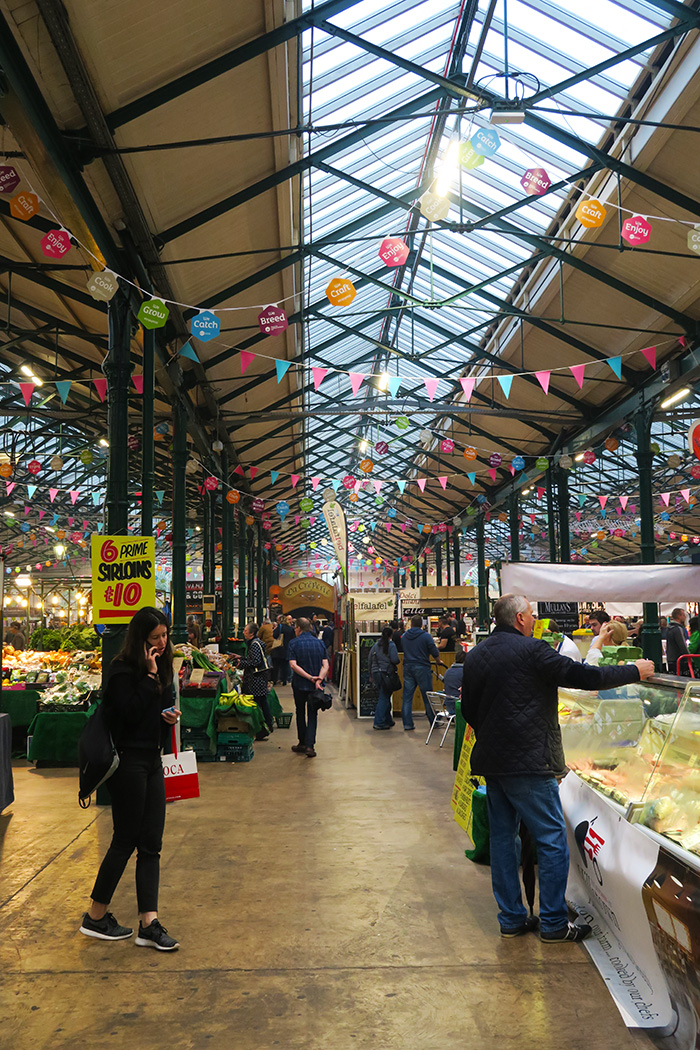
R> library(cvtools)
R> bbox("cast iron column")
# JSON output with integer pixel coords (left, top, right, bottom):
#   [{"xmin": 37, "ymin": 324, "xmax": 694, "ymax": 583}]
[
  {"xmin": 170, "ymin": 400, "xmax": 188, "ymax": 645},
  {"xmin": 453, "ymin": 532, "xmax": 460, "ymax": 586},
  {"xmin": 557, "ymin": 466, "xmax": 571, "ymax": 563},
  {"xmin": 421, "ymin": 549, "xmax": 427, "ymax": 587},
  {"xmin": 221, "ymin": 458, "xmax": 232, "ymax": 651},
  {"xmin": 476, "ymin": 512, "xmax": 489, "ymax": 628},
  {"xmin": 509, "ymin": 492, "xmax": 520, "ymax": 563},
  {"xmin": 256, "ymin": 524, "xmax": 264, "ymax": 623},
  {"xmin": 636, "ymin": 403, "xmax": 663, "ymax": 668},
  {"xmin": 203, "ymin": 491, "xmax": 215, "ymax": 597},
  {"xmin": 445, "ymin": 535, "xmax": 452, "ymax": 587},
  {"xmin": 238, "ymin": 517, "xmax": 246, "ymax": 633},
  {"xmin": 140, "ymin": 327, "xmax": 154, "ymax": 536},
  {"xmin": 435, "ymin": 539, "xmax": 443, "ymax": 587},
  {"xmin": 101, "ymin": 291, "xmax": 131, "ymax": 678},
  {"xmin": 546, "ymin": 471, "xmax": 557, "ymax": 563}
]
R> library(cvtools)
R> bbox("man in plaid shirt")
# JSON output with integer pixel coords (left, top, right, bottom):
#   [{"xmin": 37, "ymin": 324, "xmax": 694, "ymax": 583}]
[{"xmin": 288, "ymin": 617, "xmax": 329, "ymax": 758}]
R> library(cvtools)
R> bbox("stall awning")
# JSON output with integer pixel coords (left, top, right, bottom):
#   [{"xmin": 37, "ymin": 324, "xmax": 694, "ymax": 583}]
[{"xmin": 501, "ymin": 563, "xmax": 700, "ymax": 603}]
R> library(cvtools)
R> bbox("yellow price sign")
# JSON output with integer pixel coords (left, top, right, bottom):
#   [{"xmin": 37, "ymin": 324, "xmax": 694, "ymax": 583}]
[
  {"xmin": 91, "ymin": 534, "xmax": 156, "ymax": 622},
  {"xmin": 533, "ymin": 618, "xmax": 549, "ymax": 640}
]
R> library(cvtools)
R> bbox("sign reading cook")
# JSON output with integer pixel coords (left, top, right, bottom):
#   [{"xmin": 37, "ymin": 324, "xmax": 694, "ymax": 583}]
[{"xmin": 91, "ymin": 534, "xmax": 156, "ymax": 622}]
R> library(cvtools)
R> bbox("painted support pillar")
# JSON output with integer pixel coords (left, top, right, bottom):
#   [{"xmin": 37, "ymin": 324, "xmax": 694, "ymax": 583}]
[
  {"xmin": 238, "ymin": 515, "xmax": 246, "ymax": 634},
  {"xmin": 256, "ymin": 525, "xmax": 264, "ymax": 623},
  {"xmin": 101, "ymin": 292, "xmax": 131, "ymax": 678},
  {"xmin": 170, "ymin": 400, "xmax": 188, "ymax": 645},
  {"xmin": 140, "ymin": 327, "xmax": 155, "ymax": 536},
  {"xmin": 453, "ymin": 533, "xmax": 461, "ymax": 590},
  {"xmin": 557, "ymin": 466, "xmax": 571, "ymax": 563},
  {"xmin": 476, "ymin": 513, "xmax": 489, "ymax": 628},
  {"xmin": 410, "ymin": 567, "xmax": 416, "ymax": 588},
  {"xmin": 421, "ymin": 549, "xmax": 427, "ymax": 587},
  {"xmin": 509, "ymin": 492, "xmax": 520, "ymax": 563},
  {"xmin": 247, "ymin": 532, "xmax": 255, "ymax": 617},
  {"xmin": 636, "ymin": 403, "xmax": 663, "ymax": 669},
  {"xmin": 546, "ymin": 471, "xmax": 557, "ymax": 563},
  {"xmin": 435, "ymin": 540, "xmax": 443, "ymax": 587},
  {"xmin": 203, "ymin": 491, "xmax": 215, "ymax": 597},
  {"xmin": 221, "ymin": 457, "xmax": 232, "ymax": 651},
  {"xmin": 445, "ymin": 535, "xmax": 452, "ymax": 587}
]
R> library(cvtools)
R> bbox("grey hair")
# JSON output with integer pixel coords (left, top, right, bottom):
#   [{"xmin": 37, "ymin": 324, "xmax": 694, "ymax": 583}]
[{"xmin": 494, "ymin": 593, "xmax": 530, "ymax": 628}]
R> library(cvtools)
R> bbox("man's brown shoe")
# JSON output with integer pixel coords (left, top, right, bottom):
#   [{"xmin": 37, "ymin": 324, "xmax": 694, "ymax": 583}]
[
  {"xmin": 305, "ymin": 747, "xmax": 317, "ymax": 758},
  {"xmin": 291, "ymin": 744, "xmax": 306, "ymax": 753}
]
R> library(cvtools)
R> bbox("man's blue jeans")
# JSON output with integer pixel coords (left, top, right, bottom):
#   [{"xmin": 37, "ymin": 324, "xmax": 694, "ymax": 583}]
[
  {"xmin": 401, "ymin": 664, "xmax": 435, "ymax": 728},
  {"xmin": 485, "ymin": 774, "xmax": 569, "ymax": 934}
]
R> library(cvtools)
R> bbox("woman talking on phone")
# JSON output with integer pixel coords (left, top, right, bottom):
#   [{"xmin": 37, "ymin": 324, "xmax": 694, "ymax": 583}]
[{"xmin": 80, "ymin": 607, "xmax": 181, "ymax": 951}]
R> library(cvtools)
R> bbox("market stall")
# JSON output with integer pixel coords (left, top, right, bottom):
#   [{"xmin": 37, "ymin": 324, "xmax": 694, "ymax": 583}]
[{"xmin": 0, "ymin": 713, "xmax": 13, "ymax": 812}]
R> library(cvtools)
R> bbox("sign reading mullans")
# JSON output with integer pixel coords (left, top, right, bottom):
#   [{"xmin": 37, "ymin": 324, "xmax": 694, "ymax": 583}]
[{"xmin": 322, "ymin": 500, "xmax": 347, "ymax": 580}]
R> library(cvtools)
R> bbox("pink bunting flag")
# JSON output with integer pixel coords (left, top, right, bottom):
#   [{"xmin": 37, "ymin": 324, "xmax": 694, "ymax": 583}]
[
  {"xmin": 249, "ymin": 466, "xmax": 258, "ymax": 480},
  {"xmin": 70, "ymin": 490, "xmax": 79, "ymax": 504},
  {"xmin": 535, "ymin": 371, "xmax": 551, "ymax": 395},
  {"xmin": 311, "ymin": 477, "xmax": 320, "ymax": 491},
  {"xmin": 19, "ymin": 382, "xmax": 34, "ymax": 406},
  {"xmin": 49, "ymin": 488, "xmax": 58, "ymax": 502},
  {"xmin": 385, "ymin": 523, "xmax": 392, "ymax": 532},
  {"xmin": 570, "ymin": 364, "xmax": 585, "ymax": 390},
  {"xmin": 39, "ymin": 510, "xmax": 45, "ymax": 521},
  {"xmin": 291, "ymin": 474, "xmax": 300, "ymax": 488},
  {"xmin": 400, "ymin": 522, "xmax": 407, "ymax": 532},
  {"xmin": 349, "ymin": 372, "xmax": 365, "ymax": 396},
  {"xmin": 416, "ymin": 478, "xmax": 427, "ymax": 492},
  {"xmin": 68, "ymin": 517, "xmax": 74, "ymax": 527},
  {"xmin": 132, "ymin": 374, "xmax": 144, "ymax": 394},
  {"xmin": 312, "ymin": 367, "xmax": 328, "ymax": 391},
  {"xmin": 5, "ymin": 482, "xmax": 14, "ymax": 496},
  {"xmin": 93, "ymin": 378, "xmax": 107, "ymax": 402},
  {"xmin": 373, "ymin": 480, "xmax": 382, "ymax": 494},
  {"xmin": 233, "ymin": 464, "xmax": 245, "ymax": 476},
  {"xmin": 619, "ymin": 495, "xmax": 629, "ymax": 510},
  {"xmin": 575, "ymin": 511, "xmax": 582, "ymax": 521},
  {"xmin": 640, "ymin": 346, "xmax": 656, "ymax": 370},
  {"xmin": 24, "ymin": 505, "xmax": 29, "ymax": 515},
  {"xmin": 424, "ymin": 378, "xmax": 439, "ymax": 402},
  {"xmin": 537, "ymin": 486, "xmax": 545, "ymax": 501},
  {"xmin": 438, "ymin": 477, "xmax": 447, "ymax": 490},
  {"xmin": 680, "ymin": 337, "xmax": 686, "ymax": 348},
  {"xmin": 240, "ymin": 351, "xmax": 256, "ymax": 374},
  {"xmin": 660, "ymin": 493, "xmax": 670, "ymax": 506},
  {"xmin": 488, "ymin": 468, "xmax": 497, "ymax": 482},
  {"xmin": 510, "ymin": 464, "xmax": 515, "ymax": 476},
  {"xmin": 599, "ymin": 495, "xmax": 608, "ymax": 509},
  {"xmin": 294, "ymin": 515, "xmax": 300, "ymax": 525},
  {"xmin": 681, "ymin": 488, "xmax": 691, "ymax": 503},
  {"xmin": 460, "ymin": 377, "xmax": 476, "ymax": 402}
]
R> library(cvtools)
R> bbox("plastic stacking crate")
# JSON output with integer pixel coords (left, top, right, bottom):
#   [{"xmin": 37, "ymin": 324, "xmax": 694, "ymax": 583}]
[
  {"xmin": 217, "ymin": 731, "xmax": 253, "ymax": 748},
  {"xmin": 217, "ymin": 742, "xmax": 254, "ymax": 763},
  {"xmin": 181, "ymin": 726, "xmax": 216, "ymax": 762},
  {"xmin": 276, "ymin": 712, "xmax": 293, "ymax": 729}
]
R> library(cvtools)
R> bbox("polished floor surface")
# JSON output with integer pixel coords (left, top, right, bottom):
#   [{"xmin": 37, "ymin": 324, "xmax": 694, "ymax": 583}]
[{"xmin": 0, "ymin": 690, "xmax": 652, "ymax": 1050}]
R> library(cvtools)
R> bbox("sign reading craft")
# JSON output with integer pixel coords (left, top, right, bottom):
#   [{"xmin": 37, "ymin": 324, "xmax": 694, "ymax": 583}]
[{"xmin": 91, "ymin": 534, "xmax": 156, "ymax": 622}]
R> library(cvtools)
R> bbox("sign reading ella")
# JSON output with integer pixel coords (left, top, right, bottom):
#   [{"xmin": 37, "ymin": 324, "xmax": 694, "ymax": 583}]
[{"xmin": 91, "ymin": 534, "xmax": 156, "ymax": 621}]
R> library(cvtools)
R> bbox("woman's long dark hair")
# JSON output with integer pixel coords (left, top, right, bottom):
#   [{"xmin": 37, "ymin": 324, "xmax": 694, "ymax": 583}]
[
  {"xmin": 114, "ymin": 606, "xmax": 174, "ymax": 690},
  {"xmin": 380, "ymin": 624, "xmax": 393, "ymax": 654}
]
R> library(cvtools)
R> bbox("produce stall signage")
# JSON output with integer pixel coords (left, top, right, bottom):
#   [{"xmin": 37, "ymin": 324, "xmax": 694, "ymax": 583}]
[{"xmin": 91, "ymin": 534, "xmax": 156, "ymax": 622}]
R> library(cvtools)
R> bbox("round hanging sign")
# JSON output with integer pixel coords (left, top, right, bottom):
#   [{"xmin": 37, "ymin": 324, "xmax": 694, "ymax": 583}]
[
  {"xmin": 41, "ymin": 229, "xmax": 71, "ymax": 259},
  {"xmin": 650, "ymin": 442, "xmax": 661, "ymax": 455},
  {"xmin": 359, "ymin": 459, "xmax": 374, "ymax": 474},
  {"xmin": 252, "ymin": 498, "xmax": 265, "ymax": 513},
  {"xmin": 596, "ymin": 530, "xmax": 606, "ymax": 540},
  {"xmin": 87, "ymin": 269, "xmax": 119, "ymax": 302},
  {"xmin": 583, "ymin": 450, "xmax": 596, "ymax": 465},
  {"xmin": 204, "ymin": 476, "xmax": 218, "ymax": 491},
  {"xmin": 466, "ymin": 507, "xmax": 476, "ymax": 517},
  {"xmin": 692, "ymin": 464, "xmax": 700, "ymax": 480},
  {"xmin": 559, "ymin": 454, "xmax": 573, "ymax": 470},
  {"xmin": 80, "ymin": 450, "xmax": 93, "ymax": 465},
  {"xmin": 342, "ymin": 475, "xmax": 356, "ymax": 489},
  {"xmin": 498, "ymin": 512, "xmax": 508, "ymax": 523},
  {"xmin": 257, "ymin": 305, "xmax": 288, "ymax": 336},
  {"xmin": 378, "ymin": 237, "xmax": 409, "ymax": 267},
  {"xmin": 56, "ymin": 529, "xmax": 66, "ymax": 539},
  {"xmin": 375, "ymin": 497, "xmax": 384, "ymax": 507},
  {"xmin": 575, "ymin": 198, "xmax": 607, "ymax": 229},
  {"xmin": 322, "ymin": 488, "xmax": 336, "ymax": 502},
  {"xmin": 325, "ymin": 277, "xmax": 356, "ymax": 306},
  {"xmin": 50, "ymin": 455, "xmax": 63, "ymax": 471},
  {"xmin": 27, "ymin": 460, "xmax": 41, "ymax": 475},
  {"xmin": 245, "ymin": 515, "xmax": 255, "ymax": 526},
  {"xmin": 668, "ymin": 454, "xmax": 682, "ymax": 469},
  {"xmin": 375, "ymin": 441, "xmax": 389, "ymax": 455},
  {"xmin": 489, "ymin": 452, "xmax": 502, "ymax": 468},
  {"xmin": 437, "ymin": 522, "xmax": 447, "ymax": 532},
  {"xmin": 0, "ymin": 165, "xmax": 21, "ymax": 194},
  {"xmin": 512, "ymin": 455, "xmax": 525, "ymax": 471},
  {"xmin": 476, "ymin": 494, "xmax": 486, "ymax": 504},
  {"xmin": 138, "ymin": 298, "xmax": 170, "ymax": 330},
  {"xmin": 387, "ymin": 507, "xmax": 397, "ymax": 518},
  {"xmin": 299, "ymin": 497, "xmax": 313, "ymax": 512},
  {"xmin": 440, "ymin": 439, "xmax": 454, "ymax": 454},
  {"xmin": 226, "ymin": 490, "xmax": 240, "ymax": 504},
  {"xmin": 604, "ymin": 437, "xmax": 619, "ymax": 453},
  {"xmin": 621, "ymin": 215, "xmax": 651, "ymax": 246},
  {"xmin": 128, "ymin": 435, "xmax": 140, "ymax": 452},
  {"xmin": 395, "ymin": 416, "xmax": 410, "ymax": 431},
  {"xmin": 535, "ymin": 456, "xmax": 549, "ymax": 470},
  {"xmin": 463, "ymin": 446, "xmax": 477, "ymax": 460},
  {"xmin": 20, "ymin": 522, "xmax": 30, "ymax": 533},
  {"xmin": 660, "ymin": 511, "xmax": 670, "ymax": 521},
  {"xmin": 349, "ymin": 492, "xmax": 359, "ymax": 502},
  {"xmin": 300, "ymin": 518, "xmax": 310, "ymax": 529},
  {"xmin": 614, "ymin": 528, "xmax": 625, "ymax": 538}
]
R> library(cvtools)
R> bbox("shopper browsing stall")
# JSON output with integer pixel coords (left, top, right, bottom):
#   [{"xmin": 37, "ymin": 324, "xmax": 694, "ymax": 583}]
[
  {"xmin": 666, "ymin": 607, "xmax": 690, "ymax": 676},
  {"xmin": 369, "ymin": 626, "xmax": 399, "ymax": 731},
  {"xmin": 80, "ymin": 607, "xmax": 180, "ymax": 951},
  {"xmin": 236, "ymin": 622, "xmax": 275, "ymax": 738},
  {"xmin": 585, "ymin": 620, "xmax": 629, "ymax": 665}
]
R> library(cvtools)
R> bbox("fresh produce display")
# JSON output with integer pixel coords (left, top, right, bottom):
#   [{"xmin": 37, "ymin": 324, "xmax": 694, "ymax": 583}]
[
  {"xmin": 41, "ymin": 667, "xmax": 100, "ymax": 708},
  {"xmin": 30, "ymin": 625, "xmax": 101, "ymax": 652}
]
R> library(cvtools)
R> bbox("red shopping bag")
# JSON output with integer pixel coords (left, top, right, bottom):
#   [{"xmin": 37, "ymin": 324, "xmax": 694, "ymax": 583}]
[{"xmin": 162, "ymin": 728, "xmax": 200, "ymax": 802}]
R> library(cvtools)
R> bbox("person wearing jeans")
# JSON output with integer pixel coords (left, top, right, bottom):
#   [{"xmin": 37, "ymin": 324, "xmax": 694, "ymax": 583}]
[
  {"xmin": 400, "ymin": 615, "xmax": 442, "ymax": 730},
  {"xmin": 288, "ymin": 617, "xmax": 329, "ymax": 758},
  {"xmin": 461, "ymin": 593, "xmax": 655, "ymax": 943},
  {"xmin": 369, "ymin": 626, "xmax": 399, "ymax": 730}
]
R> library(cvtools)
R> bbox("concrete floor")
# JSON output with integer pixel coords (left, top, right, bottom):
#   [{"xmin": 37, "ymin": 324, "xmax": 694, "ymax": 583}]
[{"xmin": 0, "ymin": 689, "xmax": 653, "ymax": 1050}]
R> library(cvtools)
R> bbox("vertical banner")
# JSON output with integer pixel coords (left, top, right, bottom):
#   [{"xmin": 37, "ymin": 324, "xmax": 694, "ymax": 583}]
[
  {"xmin": 91, "ymin": 535, "xmax": 156, "ymax": 621},
  {"xmin": 560, "ymin": 774, "xmax": 673, "ymax": 1031},
  {"xmin": 322, "ymin": 499, "xmax": 348, "ymax": 580},
  {"xmin": 451, "ymin": 726, "xmax": 484, "ymax": 838}
]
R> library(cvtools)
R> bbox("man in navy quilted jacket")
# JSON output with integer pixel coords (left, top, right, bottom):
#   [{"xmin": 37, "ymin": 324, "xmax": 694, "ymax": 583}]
[{"xmin": 461, "ymin": 593, "xmax": 655, "ymax": 944}]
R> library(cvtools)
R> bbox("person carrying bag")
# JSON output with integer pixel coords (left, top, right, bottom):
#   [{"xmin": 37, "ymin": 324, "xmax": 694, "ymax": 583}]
[
  {"xmin": 235, "ymin": 621, "xmax": 275, "ymax": 739},
  {"xmin": 369, "ymin": 626, "xmax": 400, "ymax": 731}
]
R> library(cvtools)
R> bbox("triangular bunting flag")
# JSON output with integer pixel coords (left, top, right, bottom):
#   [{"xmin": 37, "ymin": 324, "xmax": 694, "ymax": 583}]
[
  {"xmin": 397, "ymin": 480, "xmax": 406, "ymax": 494},
  {"xmin": 575, "ymin": 511, "xmax": 582, "ymax": 521},
  {"xmin": 270, "ymin": 471, "xmax": 279, "ymax": 485},
  {"xmin": 93, "ymin": 378, "xmax": 107, "ymax": 402},
  {"xmin": 488, "ymin": 468, "xmax": 497, "ymax": 482},
  {"xmin": 52, "ymin": 513, "xmax": 59, "ymax": 524},
  {"xmin": 607, "ymin": 356, "xmax": 622, "ymax": 380},
  {"xmin": 38, "ymin": 510, "xmax": 45, "ymax": 521},
  {"xmin": 619, "ymin": 495, "xmax": 629, "ymax": 510},
  {"xmin": 349, "ymin": 372, "xmax": 365, "ymax": 396},
  {"xmin": 385, "ymin": 522, "xmax": 391, "ymax": 532},
  {"xmin": 55, "ymin": 380, "xmax": 72, "ymax": 404},
  {"xmin": 640, "ymin": 346, "xmax": 656, "ymax": 370},
  {"xmin": 249, "ymin": 467, "xmax": 258, "ymax": 480},
  {"xmin": 49, "ymin": 488, "xmax": 58, "ymax": 502},
  {"xmin": 132, "ymin": 374, "xmax": 144, "ymax": 394},
  {"xmin": 681, "ymin": 488, "xmax": 691, "ymax": 503},
  {"xmin": 438, "ymin": 477, "xmax": 448, "ymax": 490},
  {"xmin": 70, "ymin": 490, "xmax": 79, "ymax": 504},
  {"xmin": 661, "ymin": 493, "xmax": 670, "ymax": 506},
  {"xmin": 239, "ymin": 351, "xmax": 256, "ymax": 375},
  {"xmin": 578, "ymin": 493, "xmax": 586, "ymax": 507},
  {"xmin": 400, "ymin": 522, "xmax": 407, "ymax": 532},
  {"xmin": 331, "ymin": 480, "xmax": 340, "ymax": 493},
  {"xmin": 570, "ymin": 364, "xmax": 585, "ymax": 389},
  {"xmin": 497, "ymin": 375, "xmax": 513, "ymax": 400},
  {"xmin": 467, "ymin": 473, "xmax": 476, "ymax": 485},
  {"xmin": 179, "ymin": 341, "xmax": 199, "ymax": 363},
  {"xmin": 416, "ymin": 478, "xmax": 427, "ymax": 492},
  {"xmin": 19, "ymin": 383, "xmax": 34, "ymax": 406},
  {"xmin": 92, "ymin": 492, "xmax": 100, "ymax": 506},
  {"xmin": 156, "ymin": 490, "xmax": 165, "ymax": 505},
  {"xmin": 312, "ymin": 367, "xmax": 328, "ymax": 392},
  {"xmin": 537, "ymin": 486, "xmax": 545, "ymax": 500},
  {"xmin": 460, "ymin": 377, "xmax": 476, "ymax": 402},
  {"xmin": 311, "ymin": 477, "xmax": 320, "ymax": 490},
  {"xmin": 6, "ymin": 482, "xmax": 14, "ymax": 496},
  {"xmin": 27, "ymin": 485, "xmax": 36, "ymax": 499},
  {"xmin": 291, "ymin": 474, "xmax": 300, "ymax": 488},
  {"xmin": 373, "ymin": 480, "xmax": 382, "ymax": 494},
  {"xmin": 601, "ymin": 508, "xmax": 607, "ymax": 518},
  {"xmin": 275, "ymin": 359, "xmax": 292, "ymax": 383},
  {"xmin": 599, "ymin": 495, "xmax": 608, "ymax": 509},
  {"xmin": 535, "ymin": 371, "xmax": 551, "ymax": 395},
  {"xmin": 388, "ymin": 376, "xmax": 402, "ymax": 398},
  {"xmin": 423, "ymin": 378, "xmax": 439, "ymax": 402}
]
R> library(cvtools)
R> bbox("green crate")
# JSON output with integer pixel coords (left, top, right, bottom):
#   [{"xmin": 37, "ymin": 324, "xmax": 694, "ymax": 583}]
[
  {"xmin": 217, "ymin": 731, "xmax": 253, "ymax": 747},
  {"xmin": 276, "ymin": 712, "xmax": 293, "ymax": 729},
  {"xmin": 217, "ymin": 743, "xmax": 254, "ymax": 762}
]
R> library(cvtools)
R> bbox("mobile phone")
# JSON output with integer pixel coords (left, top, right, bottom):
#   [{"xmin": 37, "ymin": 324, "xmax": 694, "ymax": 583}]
[{"xmin": 164, "ymin": 706, "xmax": 176, "ymax": 714}]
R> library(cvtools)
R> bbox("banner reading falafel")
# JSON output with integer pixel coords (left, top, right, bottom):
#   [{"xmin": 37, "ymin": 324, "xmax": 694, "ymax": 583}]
[
  {"xmin": 560, "ymin": 774, "xmax": 673, "ymax": 1032},
  {"xmin": 91, "ymin": 534, "xmax": 156, "ymax": 622}
]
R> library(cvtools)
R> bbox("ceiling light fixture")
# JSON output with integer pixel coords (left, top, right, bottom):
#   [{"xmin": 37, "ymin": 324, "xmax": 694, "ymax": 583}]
[
  {"xmin": 660, "ymin": 387, "xmax": 691, "ymax": 409},
  {"xmin": 575, "ymin": 453, "xmax": 585, "ymax": 462}
]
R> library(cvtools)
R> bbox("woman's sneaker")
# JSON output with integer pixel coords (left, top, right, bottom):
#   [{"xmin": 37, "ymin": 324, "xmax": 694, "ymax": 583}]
[
  {"xmin": 135, "ymin": 918, "xmax": 180, "ymax": 951},
  {"xmin": 80, "ymin": 912, "xmax": 133, "ymax": 941},
  {"xmin": 541, "ymin": 922, "xmax": 592, "ymax": 943}
]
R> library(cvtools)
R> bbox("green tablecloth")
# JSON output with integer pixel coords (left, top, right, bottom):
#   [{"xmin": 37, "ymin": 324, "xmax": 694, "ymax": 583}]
[
  {"xmin": 0, "ymin": 689, "xmax": 41, "ymax": 728},
  {"xmin": 268, "ymin": 688, "xmax": 283, "ymax": 719},
  {"xmin": 27, "ymin": 711, "xmax": 89, "ymax": 763},
  {"xmin": 179, "ymin": 689, "xmax": 220, "ymax": 753}
]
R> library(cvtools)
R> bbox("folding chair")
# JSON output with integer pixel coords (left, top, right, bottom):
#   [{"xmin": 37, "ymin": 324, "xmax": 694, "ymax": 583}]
[{"xmin": 425, "ymin": 692, "xmax": 456, "ymax": 747}]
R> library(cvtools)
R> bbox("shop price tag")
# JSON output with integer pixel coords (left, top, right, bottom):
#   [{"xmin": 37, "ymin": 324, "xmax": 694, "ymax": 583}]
[
  {"xmin": 189, "ymin": 668, "xmax": 205, "ymax": 685},
  {"xmin": 91, "ymin": 534, "xmax": 156, "ymax": 622}
]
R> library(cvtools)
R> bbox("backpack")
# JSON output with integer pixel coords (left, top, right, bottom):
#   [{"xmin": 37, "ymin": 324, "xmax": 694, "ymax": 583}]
[{"xmin": 78, "ymin": 703, "xmax": 119, "ymax": 808}]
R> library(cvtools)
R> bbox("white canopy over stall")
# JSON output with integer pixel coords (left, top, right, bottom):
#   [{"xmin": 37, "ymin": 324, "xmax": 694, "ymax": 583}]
[{"xmin": 500, "ymin": 563, "xmax": 700, "ymax": 603}]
